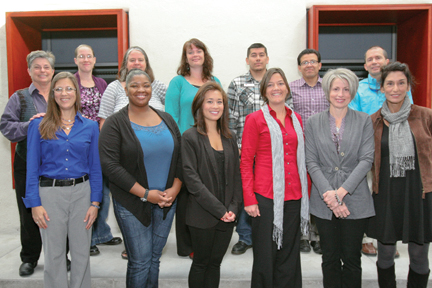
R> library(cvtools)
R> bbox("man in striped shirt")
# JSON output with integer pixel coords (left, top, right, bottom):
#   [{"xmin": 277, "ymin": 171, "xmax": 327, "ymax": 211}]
[{"xmin": 290, "ymin": 48, "xmax": 328, "ymax": 255}]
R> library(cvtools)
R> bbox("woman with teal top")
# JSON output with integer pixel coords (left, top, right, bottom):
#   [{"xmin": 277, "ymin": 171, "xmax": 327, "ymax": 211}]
[
  {"xmin": 166, "ymin": 38, "xmax": 221, "ymax": 134},
  {"xmin": 165, "ymin": 38, "xmax": 221, "ymax": 258}
]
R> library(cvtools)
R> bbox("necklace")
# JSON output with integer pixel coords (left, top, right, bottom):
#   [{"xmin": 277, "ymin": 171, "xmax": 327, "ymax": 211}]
[{"xmin": 62, "ymin": 118, "xmax": 74, "ymax": 122}]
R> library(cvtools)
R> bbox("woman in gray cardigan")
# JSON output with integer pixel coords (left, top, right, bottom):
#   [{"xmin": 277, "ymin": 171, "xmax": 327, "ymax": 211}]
[{"xmin": 305, "ymin": 68, "xmax": 375, "ymax": 288}]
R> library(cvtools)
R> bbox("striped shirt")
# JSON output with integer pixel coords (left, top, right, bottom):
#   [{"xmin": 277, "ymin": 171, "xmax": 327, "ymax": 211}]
[{"xmin": 290, "ymin": 77, "xmax": 328, "ymax": 126}]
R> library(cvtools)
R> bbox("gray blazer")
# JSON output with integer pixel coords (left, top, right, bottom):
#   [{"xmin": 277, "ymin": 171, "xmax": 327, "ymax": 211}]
[{"xmin": 305, "ymin": 108, "xmax": 375, "ymax": 220}]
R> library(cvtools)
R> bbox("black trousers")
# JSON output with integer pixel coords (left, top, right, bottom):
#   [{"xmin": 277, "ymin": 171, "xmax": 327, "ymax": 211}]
[
  {"xmin": 175, "ymin": 185, "xmax": 193, "ymax": 256},
  {"xmin": 251, "ymin": 194, "xmax": 302, "ymax": 288},
  {"xmin": 188, "ymin": 222, "xmax": 233, "ymax": 288},
  {"xmin": 14, "ymin": 153, "xmax": 42, "ymax": 263},
  {"xmin": 315, "ymin": 215, "xmax": 368, "ymax": 288}
]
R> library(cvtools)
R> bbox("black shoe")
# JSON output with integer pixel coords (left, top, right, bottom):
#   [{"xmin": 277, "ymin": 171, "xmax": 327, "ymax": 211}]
[
  {"xmin": 90, "ymin": 245, "xmax": 100, "ymax": 256},
  {"xmin": 66, "ymin": 258, "xmax": 71, "ymax": 272},
  {"xmin": 311, "ymin": 241, "xmax": 323, "ymax": 254},
  {"xmin": 19, "ymin": 262, "xmax": 37, "ymax": 276},
  {"xmin": 100, "ymin": 237, "xmax": 122, "ymax": 245},
  {"xmin": 231, "ymin": 241, "xmax": 252, "ymax": 255},
  {"xmin": 300, "ymin": 240, "xmax": 311, "ymax": 253}
]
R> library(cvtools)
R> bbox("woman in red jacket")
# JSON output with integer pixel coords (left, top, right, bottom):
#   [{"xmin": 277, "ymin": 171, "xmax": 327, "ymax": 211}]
[{"xmin": 241, "ymin": 68, "xmax": 309, "ymax": 288}]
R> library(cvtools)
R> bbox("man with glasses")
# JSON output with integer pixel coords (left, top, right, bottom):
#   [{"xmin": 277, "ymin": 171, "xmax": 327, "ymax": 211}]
[
  {"xmin": 349, "ymin": 46, "xmax": 413, "ymax": 257},
  {"xmin": 290, "ymin": 48, "xmax": 328, "ymax": 254}
]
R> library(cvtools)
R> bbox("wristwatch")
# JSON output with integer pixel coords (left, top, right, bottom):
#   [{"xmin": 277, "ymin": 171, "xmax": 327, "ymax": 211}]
[{"xmin": 140, "ymin": 189, "xmax": 149, "ymax": 202}]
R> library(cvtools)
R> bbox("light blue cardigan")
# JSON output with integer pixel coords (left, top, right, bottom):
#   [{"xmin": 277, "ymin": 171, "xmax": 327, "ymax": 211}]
[{"xmin": 305, "ymin": 108, "xmax": 375, "ymax": 220}]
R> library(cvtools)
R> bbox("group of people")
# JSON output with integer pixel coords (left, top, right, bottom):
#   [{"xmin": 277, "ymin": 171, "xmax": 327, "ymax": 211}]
[{"xmin": 0, "ymin": 39, "xmax": 431, "ymax": 288}]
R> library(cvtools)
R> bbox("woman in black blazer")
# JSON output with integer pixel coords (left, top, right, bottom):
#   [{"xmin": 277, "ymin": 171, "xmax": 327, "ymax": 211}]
[{"xmin": 182, "ymin": 82, "xmax": 242, "ymax": 288}]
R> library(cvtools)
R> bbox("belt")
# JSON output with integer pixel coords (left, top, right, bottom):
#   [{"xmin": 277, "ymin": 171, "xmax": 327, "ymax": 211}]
[{"xmin": 39, "ymin": 175, "xmax": 89, "ymax": 187}]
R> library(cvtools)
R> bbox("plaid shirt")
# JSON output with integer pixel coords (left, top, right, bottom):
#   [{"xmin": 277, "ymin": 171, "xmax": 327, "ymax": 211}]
[
  {"xmin": 289, "ymin": 77, "xmax": 328, "ymax": 125},
  {"xmin": 228, "ymin": 71, "xmax": 293, "ymax": 148}
]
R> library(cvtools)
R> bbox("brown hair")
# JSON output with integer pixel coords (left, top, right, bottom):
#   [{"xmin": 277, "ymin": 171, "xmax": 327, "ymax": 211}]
[
  {"xmin": 191, "ymin": 82, "xmax": 231, "ymax": 138},
  {"xmin": 117, "ymin": 46, "xmax": 155, "ymax": 83},
  {"xmin": 259, "ymin": 68, "xmax": 291, "ymax": 104},
  {"xmin": 39, "ymin": 72, "xmax": 81, "ymax": 140},
  {"xmin": 176, "ymin": 38, "xmax": 214, "ymax": 81},
  {"xmin": 381, "ymin": 61, "xmax": 415, "ymax": 90}
]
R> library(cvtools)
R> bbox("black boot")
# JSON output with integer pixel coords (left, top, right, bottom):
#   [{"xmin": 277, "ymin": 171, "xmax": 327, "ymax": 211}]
[
  {"xmin": 407, "ymin": 266, "xmax": 430, "ymax": 288},
  {"xmin": 377, "ymin": 262, "xmax": 396, "ymax": 288}
]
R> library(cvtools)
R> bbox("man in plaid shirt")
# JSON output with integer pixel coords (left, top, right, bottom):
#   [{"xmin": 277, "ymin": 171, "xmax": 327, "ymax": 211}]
[
  {"xmin": 228, "ymin": 43, "xmax": 293, "ymax": 255},
  {"xmin": 228, "ymin": 43, "xmax": 269, "ymax": 255},
  {"xmin": 290, "ymin": 48, "xmax": 328, "ymax": 255}
]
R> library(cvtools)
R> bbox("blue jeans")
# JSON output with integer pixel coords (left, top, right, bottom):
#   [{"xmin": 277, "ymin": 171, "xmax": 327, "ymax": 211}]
[
  {"xmin": 113, "ymin": 198, "xmax": 176, "ymax": 288},
  {"xmin": 235, "ymin": 204, "xmax": 252, "ymax": 245},
  {"xmin": 91, "ymin": 177, "xmax": 114, "ymax": 246}
]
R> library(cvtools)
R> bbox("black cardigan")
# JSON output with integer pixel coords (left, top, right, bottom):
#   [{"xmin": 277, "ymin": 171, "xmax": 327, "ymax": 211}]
[
  {"xmin": 181, "ymin": 127, "xmax": 243, "ymax": 229},
  {"xmin": 99, "ymin": 105, "xmax": 182, "ymax": 227}
]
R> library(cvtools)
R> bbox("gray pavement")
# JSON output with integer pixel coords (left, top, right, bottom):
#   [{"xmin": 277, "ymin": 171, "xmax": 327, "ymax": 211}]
[{"xmin": 0, "ymin": 228, "xmax": 430, "ymax": 287}]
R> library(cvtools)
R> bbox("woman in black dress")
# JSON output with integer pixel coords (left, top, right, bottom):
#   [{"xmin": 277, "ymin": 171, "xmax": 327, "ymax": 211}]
[{"xmin": 369, "ymin": 62, "xmax": 432, "ymax": 288}]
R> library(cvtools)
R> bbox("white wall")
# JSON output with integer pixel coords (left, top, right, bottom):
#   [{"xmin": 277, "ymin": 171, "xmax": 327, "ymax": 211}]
[{"xmin": 0, "ymin": 0, "xmax": 431, "ymax": 232}]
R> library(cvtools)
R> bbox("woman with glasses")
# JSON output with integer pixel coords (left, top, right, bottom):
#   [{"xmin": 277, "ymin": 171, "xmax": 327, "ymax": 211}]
[
  {"xmin": 23, "ymin": 72, "xmax": 103, "ymax": 288},
  {"xmin": 305, "ymin": 68, "xmax": 375, "ymax": 288},
  {"xmin": 74, "ymin": 44, "xmax": 123, "ymax": 256}
]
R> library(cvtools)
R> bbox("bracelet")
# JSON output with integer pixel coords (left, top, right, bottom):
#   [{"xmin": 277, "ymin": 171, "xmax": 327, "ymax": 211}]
[
  {"xmin": 335, "ymin": 192, "xmax": 343, "ymax": 206},
  {"xmin": 90, "ymin": 203, "xmax": 100, "ymax": 209}
]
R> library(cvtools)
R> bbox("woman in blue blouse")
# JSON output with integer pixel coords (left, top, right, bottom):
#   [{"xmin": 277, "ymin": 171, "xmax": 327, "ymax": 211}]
[
  {"xmin": 165, "ymin": 38, "xmax": 221, "ymax": 257},
  {"xmin": 99, "ymin": 69, "xmax": 182, "ymax": 287},
  {"xmin": 23, "ymin": 72, "xmax": 103, "ymax": 288}
]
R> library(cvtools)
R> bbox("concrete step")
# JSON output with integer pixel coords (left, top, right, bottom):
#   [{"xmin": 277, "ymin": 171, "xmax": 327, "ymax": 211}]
[{"xmin": 0, "ymin": 230, "xmax": 430, "ymax": 288}]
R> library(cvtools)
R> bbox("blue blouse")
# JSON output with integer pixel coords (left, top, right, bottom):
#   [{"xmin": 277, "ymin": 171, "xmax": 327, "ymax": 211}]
[
  {"xmin": 23, "ymin": 113, "xmax": 103, "ymax": 208},
  {"xmin": 131, "ymin": 120, "xmax": 174, "ymax": 191}
]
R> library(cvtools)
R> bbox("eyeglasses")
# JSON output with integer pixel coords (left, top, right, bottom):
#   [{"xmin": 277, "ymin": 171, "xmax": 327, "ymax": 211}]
[
  {"xmin": 78, "ymin": 54, "xmax": 94, "ymax": 59},
  {"xmin": 300, "ymin": 60, "xmax": 319, "ymax": 66},
  {"xmin": 53, "ymin": 87, "xmax": 77, "ymax": 94}
]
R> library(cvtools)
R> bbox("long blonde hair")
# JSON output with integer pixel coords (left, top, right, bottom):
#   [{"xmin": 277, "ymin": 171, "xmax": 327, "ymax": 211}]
[{"xmin": 39, "ymin": 72, "xmax": 81, "ymax": 139}]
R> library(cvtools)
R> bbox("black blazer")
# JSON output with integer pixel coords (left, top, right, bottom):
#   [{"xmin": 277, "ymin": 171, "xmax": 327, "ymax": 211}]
[
  {"xmin": 99, "ymin": 105, "xmax": 182, "ymax": 227},
  {"xmin": 182, "ymin": 127, "xmax": 242, "ymax": 229}
]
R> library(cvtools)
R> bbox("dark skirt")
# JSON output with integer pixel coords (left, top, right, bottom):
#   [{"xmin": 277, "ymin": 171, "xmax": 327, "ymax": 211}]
[{"xmin": 367, "ymin": 125, "xmax": 432, "ymax": 244}]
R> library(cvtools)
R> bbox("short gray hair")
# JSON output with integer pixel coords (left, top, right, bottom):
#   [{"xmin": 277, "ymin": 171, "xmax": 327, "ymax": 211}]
[
  {"xmin": 322, "ymin": 68, "xmax": 358, "ymax": 102},
  {"xmin": 26, "ymin": 50, "xmax": 55, "ymax": 69},
  {"xmin": 125, "ymin": 69, "xmax": 151, "ymax": 87}
]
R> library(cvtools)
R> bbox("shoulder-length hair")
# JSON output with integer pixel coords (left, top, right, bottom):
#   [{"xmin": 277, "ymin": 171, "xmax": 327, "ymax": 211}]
[
  {"xmin": 117, "ymin": 46, "xmax": 155, "ymax": 83},
  {"xmin": 259, "ymin": 68, "xmax": 291, "ymax": 104},
  {"xmin": 39, "ymin": 72, "xmax": 81, "ymax": 140},
  {"xmin": 191, "ymin": 82, "xmax": 231, "ymax": 138},
  {"xmin": 176, "ymin": 38, "xmax": 214, "ymax": 81}
]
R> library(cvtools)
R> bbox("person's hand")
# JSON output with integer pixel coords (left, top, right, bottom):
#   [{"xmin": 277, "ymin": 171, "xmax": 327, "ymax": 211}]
[
  {"xmin": 335, "ymin": 187, "xmax": 348, "ymax": 202},
  {"xmin": 221, "ymin": 211, "xmax": 236, "ymax": 222},
  {"xmin": 32, "ymin": 206, "xmax": 49, "ymax": 229},
  {"xmin": 147, "ymin": 190, "xmax": 172, "ymax": 208},
  {"xmin": 163, "ymin": 186, "xmax": 180, "ymax": 207},
  {"xmin": 29, "ymin": 113, "xmax": 46, "ymax": 121},
  {"xmin": 323, "ymin": 190, "xmax": 338, "ymax": 210},
  {"xmin": 245, "ymin": 204, "xmax": 260, "ymax": 217},
  {"xmin": 84, "ymin": 203, "xmax": 99, "ymax": 230},
  {"xmin": 332, "ymin": 203, "xmax": 350, "ymax": 218}
]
